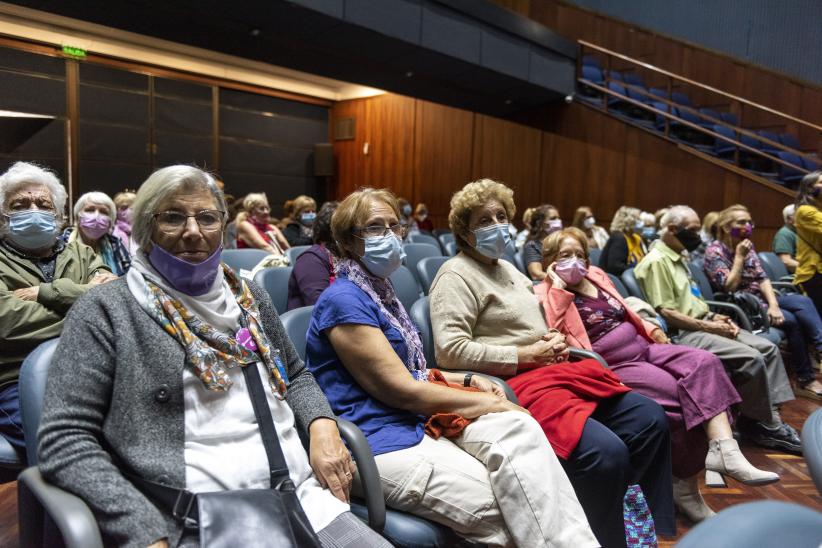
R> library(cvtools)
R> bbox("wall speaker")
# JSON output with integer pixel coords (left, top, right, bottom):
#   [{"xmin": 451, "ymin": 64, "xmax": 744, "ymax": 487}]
[{"xmin": 314, "ymin": 143, "xmax": 333, "ymax": 177}]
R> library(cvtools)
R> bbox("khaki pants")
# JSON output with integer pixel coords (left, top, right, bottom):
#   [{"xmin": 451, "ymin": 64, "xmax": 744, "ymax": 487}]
[{"xmin": 358, "ymin": 411, "xmax": 597, "ymax": 548}]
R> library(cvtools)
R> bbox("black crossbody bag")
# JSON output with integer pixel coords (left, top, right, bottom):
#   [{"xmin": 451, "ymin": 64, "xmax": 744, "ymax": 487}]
[{"xmin": 129, "ymin": 363, "xmax": 321, "ymax": 547}]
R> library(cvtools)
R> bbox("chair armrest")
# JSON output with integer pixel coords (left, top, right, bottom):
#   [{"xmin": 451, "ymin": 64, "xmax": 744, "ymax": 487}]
[
  {"xmin": 771, "ymin": 281, "xmax": 800, "ymax": 294},
  {"xmin": 448, "ymin": 370, "xmax": 520, "ymax": 405},
  {"xmin": 779, "ymin": 276, "xmax": 794, "ymax": 283},
  {"xmin": 704, "ymin": 300, "xmax": 753, "ymax": 331},
  {"xmin": 17, "ymin": 467, "xmax": 103, "ymax": 548},
  {"xmin": 335, "ymin": 419, "xmax": 385, "ymax": 533},
  {"xmin": 569, "ymin": 347, "xmax": 609, "ymax": 369}
]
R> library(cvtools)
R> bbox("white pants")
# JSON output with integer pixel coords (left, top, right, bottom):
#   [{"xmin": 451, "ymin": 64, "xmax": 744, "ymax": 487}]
[{"xmin": 360, "ymin": 411, "xmax": 597, "ymax": 548}]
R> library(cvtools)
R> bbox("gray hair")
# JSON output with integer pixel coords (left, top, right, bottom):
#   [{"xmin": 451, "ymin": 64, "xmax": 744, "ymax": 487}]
[
  {"xmin": 74, "ymin": 191, "xmax": 116, "ymax": 231},
  {"xmin": 639, "ymin": 211, "xmax": 655, "ymax": 226},
  {"xmin": 609, "ymin": 206, "xmax": 641, "ymax": 233},
  {"xmin": 782, "ymin": 203, "xmax": 796, "ymax": 223},
  {"xmin": 659, "ymin": 205, "xmax": 698, "ymax": 235},
  {"xmin": 0, "ymin": 162, "xmax": 68, "ymax": 237},
  {"xmin": 131, "ymin": 165, "xmax": 226, "ymax": 251}
]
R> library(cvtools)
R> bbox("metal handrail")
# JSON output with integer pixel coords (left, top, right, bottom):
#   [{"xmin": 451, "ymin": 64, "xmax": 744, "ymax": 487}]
[
  {"xmin": 580, "ymin": 40, "xmax": 822, "ymax": 133},
  {"xmin": 579, "ymin": 78, "xmax": 811, "ymax": 175}
]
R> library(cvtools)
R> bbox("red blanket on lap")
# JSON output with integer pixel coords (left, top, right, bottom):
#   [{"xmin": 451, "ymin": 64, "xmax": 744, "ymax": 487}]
[{"xmin": 507, "ymin": 359, "xmax": 630, "ymax": 459}]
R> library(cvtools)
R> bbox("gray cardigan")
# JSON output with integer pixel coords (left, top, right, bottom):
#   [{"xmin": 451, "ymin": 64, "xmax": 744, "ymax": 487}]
[{"xmin": 37, "ymin": 278, "xmax": 334, "ymax": 548}]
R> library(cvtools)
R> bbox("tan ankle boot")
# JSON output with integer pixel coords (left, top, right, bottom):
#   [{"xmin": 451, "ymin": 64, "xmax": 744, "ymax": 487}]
[
  {"xmin": 704, "ymin": 438, "xmax": 780, "ymax": 487},
  {"xmin": 673, "ymin": 476, "xmax": 715, "ymax": 523}
]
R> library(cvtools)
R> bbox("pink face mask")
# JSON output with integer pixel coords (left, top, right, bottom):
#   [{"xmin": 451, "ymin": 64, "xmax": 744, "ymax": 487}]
[
  {"xmin": 79, "ymin": 213, "xmax": 111, "ymax": 240},
  {"xmin": 555, "ymin": 257, "xmax": 588, "ymax": 286}
]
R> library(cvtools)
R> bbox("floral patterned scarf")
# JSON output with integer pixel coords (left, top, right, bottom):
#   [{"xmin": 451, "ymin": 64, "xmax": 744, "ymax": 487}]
[
  {"xmin": 132, "ymin": 264, "xmax": 289, "ymax": 397},
  {"xmin": 336, "ymin": 258, "xmax": 428, "ymax": 381}
]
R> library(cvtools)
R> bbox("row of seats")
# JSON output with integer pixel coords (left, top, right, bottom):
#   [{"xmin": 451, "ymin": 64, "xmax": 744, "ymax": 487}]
[{"xmin": 580, "ymin": 56, "xmax": 818, "ymax": 187}]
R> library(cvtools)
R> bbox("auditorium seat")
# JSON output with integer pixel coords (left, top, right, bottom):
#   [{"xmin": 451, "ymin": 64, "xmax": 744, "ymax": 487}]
[
  {"xmin": 407, "ymin": 232, "xmax": 442, "ymax": 252},
  {"xmin": 389, "ymin": 265, "xmax": 423, "ymax": 312},
  {"xmin": 607, "ymin": 273, "xmax": 630, "ymax": 299},
  {"xmin": 720, "ymin": 112, "xmax": 739, "ymax": 126},
  {"xmin": 253, "ymin": 267, "xmax": 292, "ymax": 314},
  {"xmin": 437, "ymin": 232, "xmax": 455, "ymax": 253},
  {"xmin": 779, "ymin": 133, "xmax": 802, "ymax": 151},
  {"xmin": 698, "ymin": 108, "xmax": 723, "ymax": 129},
  {"xmin": 620, "ymin": 268, "xmax": 647, "ymax": 301},
  {"xmin": 221, "ymin": 249, "xmax": 269, "ymax": 274},
  {"xmin": 621, "ymin": 71, "xmax": 645, "ymax": 88},
  {"xmin": 671, "ymin": 91, "xmax": 693, "ymax": 107},
  {"xmin": 403, "ymin": 243, "xmax": 443, "ymax": 286},
  {"xmin": 712, "ymin": 124, "xmax": 738, "ymax": 159},
  {"xmin": 776, "ymin": 151, "xmax": 805, "ymax": 186},
  {"xmin": 285, "ymin": 245, "xmax": 310, "ymax": 265},
  {"xmin": 588, "ymin": 248, "xmax": 602, "ymax": 266},
  {"xmin": 416, "ymin": 256, "xmax": 449, "ymax": 295},
  {"xmin": 445, "ymin": 241, "xmax": 457, "ymax": 257},
  {"xmin": 803, "ymin": 408, "xmax": 822, "ymax": 495},
  {"xmin": 431, "ymin": 228, "xmax": 451, "ymax": 238}
]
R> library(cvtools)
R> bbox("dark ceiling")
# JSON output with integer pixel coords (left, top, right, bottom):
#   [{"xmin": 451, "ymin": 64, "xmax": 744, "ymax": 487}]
[{"xmin": 11, "ymin": 0, "xmax": 577, "ymax": 116}]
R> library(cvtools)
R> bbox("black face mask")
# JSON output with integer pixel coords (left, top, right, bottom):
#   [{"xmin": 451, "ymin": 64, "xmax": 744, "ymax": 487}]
[{"xmin": 675, "ymin": 228, "xmax": 702, "ymax": 252}]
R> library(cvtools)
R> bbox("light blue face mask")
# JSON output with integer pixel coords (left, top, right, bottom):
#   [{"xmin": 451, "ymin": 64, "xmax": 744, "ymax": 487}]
[
  {"xmin": 301, "ymin": 212, "xmax": 316, "ymax": 225},
  {"xmin": 360, "ymin": 233, "xmax": 406, "ymax": 278},
  {"xmin": 635, "ymin": 220, "xmax": 645, "ymax": 232},
  {"xmin": 5, "ymin": 210, "xmax": 58, "ymax": 250},
  {"xmin": 641, "ymin": 227, "xmax": 657, "ymax": 240},
  {"xmin": 473, "ymin": 223, "xmax": 510, "ymax": 260}
]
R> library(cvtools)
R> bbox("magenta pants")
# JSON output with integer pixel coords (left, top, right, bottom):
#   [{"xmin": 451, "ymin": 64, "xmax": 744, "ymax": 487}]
[{"xmin": 592, "ymin": 322, "xmax": 741, "ymax": 478}]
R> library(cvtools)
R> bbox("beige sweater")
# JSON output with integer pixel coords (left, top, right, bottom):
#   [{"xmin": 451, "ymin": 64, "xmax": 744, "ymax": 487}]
[{"xmin": 429, "ymin": 252, "xmax": 548, "ymax": 376}]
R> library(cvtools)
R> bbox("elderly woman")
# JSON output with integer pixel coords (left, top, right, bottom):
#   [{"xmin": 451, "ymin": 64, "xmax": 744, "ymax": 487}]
[
  {"xmin": 540, "ymin": 227, "xmax": 779, "ymax": 522},
  {"xmin": 429, "ymin": 179, "xmax": 673, "ymax": 548},
  {"xmin": 284, "ymin": 195, "xmax": 317, "ymax": 246},
  {"xmin": 113, "ymin": 190, "xmax": 136, "ymax": 249},
  {"xmin": 598, "ymin": 206, "xmax": 646, "ymax": 276},
  {"xmin": 61, "ymin": 191, "xmax": 131, "ymax": 276},
  {"xmin": 794, "ymin": 171, "xmax": 822, "ymax": 316},
  {"xmin": 287, "ymin": 201, "xmax": 339, "ymax": 311},
  {"xmin": 0, "ymin": 162, "xmax": 115, "ymax": 453},
  {"xmin": 236, "ymin": 192, "xmax": 290, "ymax": 255},
  {"xmin": 304, "ymin": 187, "xmax": 597, "ymax": 548},
  {"xmin": 704, "ymin": 204, "xmax": 822, "ymax": 400},
  {"xmin": 572, "ymin": 206, "xmax": 610, "ymax": 250},
  {"xmin": 38, "ymin": 166, "xmax": 390, "ymax": 548},
  {"xmin": 524, "ymin": 204, "xmax": 563, "ymax": 281}
]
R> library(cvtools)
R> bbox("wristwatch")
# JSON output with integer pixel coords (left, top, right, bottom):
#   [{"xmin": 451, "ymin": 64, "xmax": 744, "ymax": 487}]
[{"xmin": 463, "ymin": 373, "xmax": 474, "ymax": 387}]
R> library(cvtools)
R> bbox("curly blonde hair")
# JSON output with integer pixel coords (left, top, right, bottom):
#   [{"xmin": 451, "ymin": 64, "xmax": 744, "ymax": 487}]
[
  {"xmin": 448, "ymin": 179, "xmax": 516, "ymax": 250},
  {"xmin": 609, "ymin": 206, "xmax": 641, "ymax": 233}
]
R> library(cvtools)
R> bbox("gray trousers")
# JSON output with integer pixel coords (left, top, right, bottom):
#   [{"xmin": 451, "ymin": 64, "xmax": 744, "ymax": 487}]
[{"xmin": 676, "ymin": 329, "xmax": 794, "ymax": 423}]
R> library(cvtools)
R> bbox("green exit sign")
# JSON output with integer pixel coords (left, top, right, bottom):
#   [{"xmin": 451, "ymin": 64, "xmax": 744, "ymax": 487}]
[{"xmin": 61, "ymin": 45, "xmax": 87, "ymax": 58}]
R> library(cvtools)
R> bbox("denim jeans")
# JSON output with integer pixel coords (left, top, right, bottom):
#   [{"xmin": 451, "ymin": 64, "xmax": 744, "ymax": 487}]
[
  {"xmin": 0, "ymin": 382, "xmax": 25, "ymax": 451},
  {"xmin": 777, "ymin": 293, "xmax": 822, "ymax": 382}
]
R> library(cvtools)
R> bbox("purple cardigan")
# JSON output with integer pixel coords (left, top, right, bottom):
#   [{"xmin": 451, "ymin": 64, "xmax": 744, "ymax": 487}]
[{"xmin": 287, "ymin": 244, "xmax": 334, "ymax": 310}]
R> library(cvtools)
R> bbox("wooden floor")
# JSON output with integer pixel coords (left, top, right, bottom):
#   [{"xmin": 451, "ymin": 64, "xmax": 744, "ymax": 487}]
[{"xmin": 1, "ymin": 397, "xmax": 819, "ymax": 547}]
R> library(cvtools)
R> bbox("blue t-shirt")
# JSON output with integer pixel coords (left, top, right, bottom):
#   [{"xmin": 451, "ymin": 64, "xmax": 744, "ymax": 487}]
[{"xmin": 305, "ymin": 278, "xmax": 425, "ymax": 455}]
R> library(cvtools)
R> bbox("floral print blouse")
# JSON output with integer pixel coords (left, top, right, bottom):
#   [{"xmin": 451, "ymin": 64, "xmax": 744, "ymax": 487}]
[
  {"xmin": 573, "ymin": 288, "xmax": 627, "ymax": 343},
  {"xmin": 703, "ymin": 240, "xmax": 767, "ymax": 306}
]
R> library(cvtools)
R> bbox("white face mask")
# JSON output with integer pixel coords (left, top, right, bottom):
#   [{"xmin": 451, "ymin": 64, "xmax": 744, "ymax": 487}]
[{"xmin": 583, "ymin": 217, "xmax": 596, "ymax": 229}]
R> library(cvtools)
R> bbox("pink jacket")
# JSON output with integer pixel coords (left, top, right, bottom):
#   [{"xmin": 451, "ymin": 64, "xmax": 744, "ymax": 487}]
[{"xmin": 535, "ymin": 265, "xmax": 659, "ymax": 350}]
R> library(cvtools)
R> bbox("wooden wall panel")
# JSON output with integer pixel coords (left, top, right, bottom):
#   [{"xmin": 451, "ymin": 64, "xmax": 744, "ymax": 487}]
[
  {"xmin": 332, "ymin": 98, "xmax": 367, "ymax": 198},
  {"xmin": 472, "ymin": 115, "xmax": 543, "ymax": 211},
  {"xmin": 413, "ymin": 100, "xmax": 474, "ymax": 227},
  {"xmin": 364, "ymin": 94, "xmax": 416, "ymax": 200}
]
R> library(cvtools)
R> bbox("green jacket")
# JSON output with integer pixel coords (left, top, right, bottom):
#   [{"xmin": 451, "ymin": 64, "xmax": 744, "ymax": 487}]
[{"xmin": 0, "ymin": 239, "xmax": 110, "ymax": 386}]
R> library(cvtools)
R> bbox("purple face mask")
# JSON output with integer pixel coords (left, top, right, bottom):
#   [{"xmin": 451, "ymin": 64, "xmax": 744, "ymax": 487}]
[
  {"xmin": 148, "ymin": 243, "xmax": 223, "ymax": 296},
  {"xmin": 79, "ymin": 213, "xmax": 111, "ymax": 240},
  {"xmin": 730, "ymin": 225, "xmax": 753, "ymax": 239},
  {"xmin": 117, "ymin": 207, "xmax": 133, "ymax": 224},
  {"xmin": 555, "ymin": 257, "xmax": 588, "ymax": 286}
]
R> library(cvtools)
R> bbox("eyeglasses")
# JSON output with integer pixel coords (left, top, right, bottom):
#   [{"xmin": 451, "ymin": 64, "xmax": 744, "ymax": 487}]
[
  {"xmin": 153, "ymin": 209, "xmax": 225, "ymax": 234},
  {"xmin": 354, "ymin": 223, "xmax": 406, "ymax": 239}
]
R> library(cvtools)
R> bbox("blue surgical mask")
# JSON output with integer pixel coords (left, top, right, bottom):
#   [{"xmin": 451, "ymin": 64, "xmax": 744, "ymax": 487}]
[
  {"xmin": 5, "ymin": 210, "xmax": 58, "ymax": 250},
  {"xmin": 641, "ymin": 227, "xmax": 657, "ymax": 240},
  {"xmin": 634, "ymin": 220, "xmax": 644, "ymax": 231},
  {"xmin": 148, "ymin": 243, "xmax": 223, "ymax": 296},
  {"xmin": 301, "ymin": 212, "xmax": 316, "ymax": 225},
  {"xmin": 360, "ymin": 233, "xmax": 405, "ymax": 278},
  {"xmin": 402, "ymin": 205, "xmax": 412, "ymax": 217},
  {"xmin": 474, "ymin": 223, "xmax": 510, "ymax": 260}
]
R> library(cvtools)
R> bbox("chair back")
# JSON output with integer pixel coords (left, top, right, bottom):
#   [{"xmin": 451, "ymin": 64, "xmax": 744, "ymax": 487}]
[
  {"xmin": 19, "ymin": 339, "xmax": 61, "ymax": 466},
  {"xmin": 444, "ymin": 241, "xmax": 457, "ymax": 257},
  {"xmin": 687, "ymin": 261, "xmax": 716, "ymax": 300},
  {"xmin": 409, "ymin": 297, "xmax": 436, "ymax": 367},
  {"xmin": 803, "ymin": 408, "xmax": 822, "ymax": 496},
  {"xmin": 513, "ymin": 251, "xmax": 526, "ymax": 274},
  {"xmin": 437, "ymin": 232, "xmax": 455, "ymax": 251},
  {"xmin": 221, "ymin": 249, "xmax": 269, "ymax": 273},
  {"xmin": 589, "ymin": 248, "xmax": 602, "ymax": 266},
  {"xmin": 389, "ymin": 265, "xmax": 423, "ymax": 312},
  {"xmin": 607, "ymin": 273, "xmax": 630, "ymax": 299},
  {"xmin": 280, "ymin": 306, "xmax": 314, "ymax": 362},
  {"xmin": 416, "ymin": 256, "xmax": 449, "ymax": 295},
  {"xmin": 403, "ymin": 243, "xmax": 442, "ymax": 283},
  {"xmin": 285, "ymin": 245, "xmax": 311, "ymax": 265},
  {"xmin": 253, "ymin": 267, "xmax": 293, "ymax": 314},
  {"xmin": 621, "ymin": 268, "xmax": 647, "ymax": 300},
  {"xmin": 407, "ymin": 233, "xmax": 442, "ymax": 253},
  {"xmin": 759, "ymin": 251, "xmax": 791, "ymax": 281},
  {"xmin": 431, "ymin": 228, "xmax": 451, "ymax": 238}
]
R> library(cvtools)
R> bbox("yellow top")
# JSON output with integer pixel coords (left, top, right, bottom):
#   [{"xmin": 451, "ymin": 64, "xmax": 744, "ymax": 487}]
[{"xmin": 794, "ymin": 205, "xmax": 822, "ymax": 285}]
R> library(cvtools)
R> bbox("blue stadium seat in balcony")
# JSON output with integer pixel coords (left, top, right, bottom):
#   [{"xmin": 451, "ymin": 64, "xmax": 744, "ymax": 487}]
[
  {"xmin": 582, "ymin": 54, "xmax": 601, "ymax": 68},
  {"xmin": 676, "ymin": 107, "xmax": 713, "ymax": 148},
  {"xmin": 580, "ymin": 65, "xmax": 604, "ymax": 102},
  {"xmin": 698, "ymin": 108, "xmax": 723, "ymax": 129},
  {"xmin": 777, "ymin": 151, "xmax": 806, "ymax": 186},
  {"xmin": 649, "ymin": 87, "xmax": 668, "ymax": 100},
  {"xmin": 671, "ymin": 91, "xmax": 693, "ymax": 107},
  {"xmin": 712, "ymin": 124, "xmax": 738, "ymax": 159},
  {"xmin": 779, "ymin": 133, "xmax": 802, "ymax": 151},
  {"xmin": 606, "ymin": 70, "xmax": 623, "ymax": 81},
  {"xmin": 803, "ymin": 156, "xmax": 820, "ymax": 171},
  {"xmin": 650, "ymin": 101, "xmax": 679, "ymax": 131},
  {"xmin": 622, "ymin": 72, "xmax": 646, "ymax": 87},
  {"xmin": 757, "ymin": 130, "xmax": 782, "ymax": 156},
  {"xmin": 739, "ymin": 132, "xmax": 777, "ymax": 176},
  {"xmin": 720, "ymin": 112, "xmax": 739, "ymax": 126}
]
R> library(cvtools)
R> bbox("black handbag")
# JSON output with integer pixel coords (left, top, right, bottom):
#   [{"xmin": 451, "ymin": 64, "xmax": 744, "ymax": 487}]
[{"xmin": 130, "ymin": 363, "xmax": 321, "ymax": 547}]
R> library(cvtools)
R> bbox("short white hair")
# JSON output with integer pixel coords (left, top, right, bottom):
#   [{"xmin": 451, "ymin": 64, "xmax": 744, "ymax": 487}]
[
  {"xmin": 74, "ymin": 191, "xmax": 116, "ymax": 231},
  {"xmin": 659, "ymin": 205, "xmax": 698, "ymax": 235},
  {"xmin": 0, "ymin": 162, "xmax": 67, "ymax": 237},
  {"xmin": 131, "ymin": 165, "xmax": 226, "ymax": 251},
  {"xmin": 783, "ymin": 203, "xmax": 795, "ymax": 223},
  {"xmin": 640, "ymin": 211, "xmax": 655, "ymax": 225}
]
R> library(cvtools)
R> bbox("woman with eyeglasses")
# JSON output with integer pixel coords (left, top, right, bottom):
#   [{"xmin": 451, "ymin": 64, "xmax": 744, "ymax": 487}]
[
  {"xmin": 703, "ymin": 203, "xmax": 822, "ymax": 400},
  {"xmin": 38, "ymin": 166, "xmax": 391, "ymax": 548},
  {"xmin": 236, "ymin": 193, "xmax": 290, "ymax": 255},
  {"xmin": 428, "ymin": 179, "xmax": 674, "ymax": 547},
  {"xmin": 304, "ymin": 187, "xmax": 597, "ymax": 548}
]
